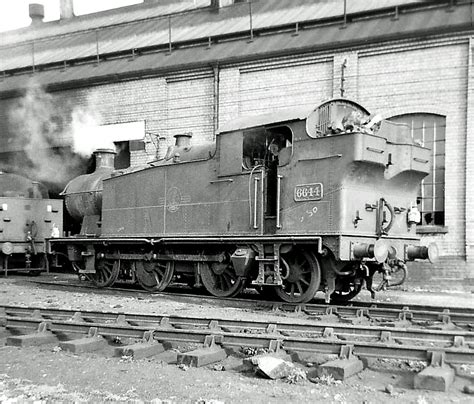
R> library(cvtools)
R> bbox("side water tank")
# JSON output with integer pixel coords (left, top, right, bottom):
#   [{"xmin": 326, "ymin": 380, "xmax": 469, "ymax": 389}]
[{"xmin": 62, "ymin": 149, "xmax": 115, "ymax": 221}]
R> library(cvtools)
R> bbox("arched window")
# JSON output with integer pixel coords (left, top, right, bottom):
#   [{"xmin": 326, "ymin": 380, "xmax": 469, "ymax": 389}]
[{"xmin": 389, "ymin": 113, "xmax": 445, "ymax": 226}]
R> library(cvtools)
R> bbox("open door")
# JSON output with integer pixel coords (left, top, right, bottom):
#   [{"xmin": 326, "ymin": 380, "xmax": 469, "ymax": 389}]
[{"xmin": 243, "ymin": 125, "xmax": 293, "ymax": 234}]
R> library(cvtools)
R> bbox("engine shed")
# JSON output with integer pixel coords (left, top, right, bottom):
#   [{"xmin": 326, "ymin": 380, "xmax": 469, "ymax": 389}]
[{"xmin": 0, "ymin": 0, "xmax": 472, "ymax": 289}]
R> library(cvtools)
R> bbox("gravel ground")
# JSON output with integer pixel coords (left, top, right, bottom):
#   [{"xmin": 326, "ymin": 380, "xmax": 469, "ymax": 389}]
[{"xmin": 1, "ymin": 273, "xmax": 473, "ymax": 403}]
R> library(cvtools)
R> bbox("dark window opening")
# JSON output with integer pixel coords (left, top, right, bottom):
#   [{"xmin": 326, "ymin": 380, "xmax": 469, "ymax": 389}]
[
  {"xmin": 242, "ymin": 125, "xmax": 292, "ymax": 171},
  {"xmin": 114, "ymin": 141, "xmax": 130, "ymax": 169}
]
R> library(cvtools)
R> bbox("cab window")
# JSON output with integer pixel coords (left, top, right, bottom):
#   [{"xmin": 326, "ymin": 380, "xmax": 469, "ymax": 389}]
[{"xmin": 242, "ymin": 125, "xmax": 293, "ymax": 170}]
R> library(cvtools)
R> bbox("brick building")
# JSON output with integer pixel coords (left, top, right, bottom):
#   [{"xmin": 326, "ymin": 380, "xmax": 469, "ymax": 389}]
[{"xmin": 0, "ymin": 0, "xmax": 472, "ymax": 287}]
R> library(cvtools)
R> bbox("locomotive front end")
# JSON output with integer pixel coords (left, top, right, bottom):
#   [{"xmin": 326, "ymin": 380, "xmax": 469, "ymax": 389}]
[{"xmin": 61, "ymin": 148, "xmax": 116, "ymax": 236}]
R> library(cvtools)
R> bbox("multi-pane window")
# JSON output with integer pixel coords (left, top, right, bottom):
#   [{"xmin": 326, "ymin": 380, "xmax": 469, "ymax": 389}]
[{"xmin": 389, "ymin": 114, "xmax": 446, "ymax": 226}]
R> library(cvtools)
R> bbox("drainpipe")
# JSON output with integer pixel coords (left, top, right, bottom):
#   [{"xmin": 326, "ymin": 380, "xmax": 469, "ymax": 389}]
[{"xmin": 213, "ymin": 64, "xmax": 220, "ymax": 139}]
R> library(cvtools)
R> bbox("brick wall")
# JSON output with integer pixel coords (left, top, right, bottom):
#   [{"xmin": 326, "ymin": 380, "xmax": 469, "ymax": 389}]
[
  {"xmin": 237, "ymin": 56, "xmax": 333, "ymax": 115},
  {"xmin": 166, "ymin": 72, "xmax": 214, "ymax": 145}
]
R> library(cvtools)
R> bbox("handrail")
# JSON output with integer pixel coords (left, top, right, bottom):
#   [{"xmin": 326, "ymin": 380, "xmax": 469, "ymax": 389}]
[
  {"xmin": 276, "ymin": 174, "xmax": 282, "ymax": 229},
  {"xmin": 253, "ymin": 176, "xmax": 259, "ymax": 229}
]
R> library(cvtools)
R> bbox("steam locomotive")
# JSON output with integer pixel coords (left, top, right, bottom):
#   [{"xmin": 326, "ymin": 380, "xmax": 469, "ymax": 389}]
[
  {"xmin": 48, "ymin": 98, "xmax": 437, "ymax": 303},
  {"xmin": 0, "ymin": 172, "xmax": 63, "ymax": 275}
]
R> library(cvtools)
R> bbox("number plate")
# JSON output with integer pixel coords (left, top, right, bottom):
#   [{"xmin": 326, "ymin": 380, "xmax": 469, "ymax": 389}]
[{"xmin": 294, "ymin": 183, "xmax": 323, "ymax": 202}]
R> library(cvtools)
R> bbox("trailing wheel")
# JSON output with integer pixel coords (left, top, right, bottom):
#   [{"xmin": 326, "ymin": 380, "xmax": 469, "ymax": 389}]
[
  {"xmin": 135, "ymin": 260, "xmax": 175, "ymax": 292},
  {"xmin": 331, "ymin": 277, "xmax": 363, "ymax": 303},
  {"xmin": 87, "ymin": 259, "xmax": 119, "ymax": 288},
  {"xmin": 274, "ymin": 248, "xmax": 321, "ymax": 303},
  {"xmin": 200, "ymin": 259, "xmax": 245, "ymax": 298}
]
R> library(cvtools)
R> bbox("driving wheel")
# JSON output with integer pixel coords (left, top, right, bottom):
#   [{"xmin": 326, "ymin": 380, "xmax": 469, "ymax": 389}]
[
  {"xmin": 200, "ymin": 260, "xmax": 245, "ymax": 298},
  {"xmin": 274, "ymin": 248, "xmax": 321, "ymax": 303},
  {"xmin": 87, "ymin": 259, "xmax": 120, "ymax": 288},
  {"xmin": 135, "ymin": 260, "xmax": 175, "ymax": 292}
]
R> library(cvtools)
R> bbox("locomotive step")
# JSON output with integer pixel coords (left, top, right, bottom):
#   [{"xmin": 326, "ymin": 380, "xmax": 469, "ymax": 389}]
[{"xmin": 255, "ymin": 256, "xmax": 278, "ymax": 262}]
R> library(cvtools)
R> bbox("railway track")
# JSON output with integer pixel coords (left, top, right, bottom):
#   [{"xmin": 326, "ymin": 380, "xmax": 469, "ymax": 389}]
[
  {"xmin": 28, "ymin": 277, "xmax": 474, "ymax": 329},
  {"xmin": 1, "ymin": 304, "xmax": 474, "ymax": 366}
]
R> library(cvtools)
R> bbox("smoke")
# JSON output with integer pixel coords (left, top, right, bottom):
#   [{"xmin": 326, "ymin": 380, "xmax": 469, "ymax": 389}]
[
  {"xmin": 69, "ymin": 99, "xmax": 116, "ymax": 156},
  {"xmin": 7, "ymin": 80, "xmax": 113, "ymax": 185}
]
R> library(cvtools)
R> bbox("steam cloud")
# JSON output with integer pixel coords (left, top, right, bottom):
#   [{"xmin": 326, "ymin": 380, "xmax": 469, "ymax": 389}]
[
  {"xmin": 69, "ymin": 97, "xmax": 116, "ymax": 156},
  {"xmin": 7, "ymin": 80, "xmax": 114, "ymax": 185}
]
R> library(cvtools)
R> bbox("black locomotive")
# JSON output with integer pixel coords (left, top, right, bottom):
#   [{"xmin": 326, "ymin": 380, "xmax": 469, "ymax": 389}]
[
  {"xmin": 49, "ymin": 99, "xmax": 437, "ymax": 303},
  {"xmin": 0, "ymin": 172, "xmax": 63, "ymax": 275}
]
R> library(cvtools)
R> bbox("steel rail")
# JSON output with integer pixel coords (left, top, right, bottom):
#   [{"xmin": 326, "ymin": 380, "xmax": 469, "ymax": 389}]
[
  {"xmin": 3, "ymin": 316, "xmax": 473, "ymax": 365},
  {"xmin": 26, "ymin": 278, "xmax": 474, "ymax": 326},
  {"xmin": 1, "ymin": 305, "xmax": 473, "ymax": 364},
  {"xmin": 265, "ymin": 302, "xmax": 474, "ymax": 326},
  {"xmin": 28, "ymin": 277, "xmax": 474, "ymax": 316}
]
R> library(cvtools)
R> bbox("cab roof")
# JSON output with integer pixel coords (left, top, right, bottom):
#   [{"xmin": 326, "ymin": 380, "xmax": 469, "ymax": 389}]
[{"xmin": 217, "ymin": 98, "xmax": 370, "ymax": 135}]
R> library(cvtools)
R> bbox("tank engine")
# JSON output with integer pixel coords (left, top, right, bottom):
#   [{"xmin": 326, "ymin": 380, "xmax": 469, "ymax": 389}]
[
  {"xmin": 49, "ymin": 99, "xmax": 437, "ymax": 302},
  {"xmin": 0, "ymin": 172, "xmax": 63, "ymax": 275}
]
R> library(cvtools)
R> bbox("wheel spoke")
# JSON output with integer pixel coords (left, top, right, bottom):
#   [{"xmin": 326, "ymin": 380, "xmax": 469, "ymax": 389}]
[
  {"xmin": 93, "ymin": 259, "xmax": 119, "ymax": 288},
  {"xmin": 213, "ymin": 273, "xmax": 220, "ymax": 289},
  {"xmin": 136, "ymin": 260, "xmax": 174, "ymax": 292},
  {"xmin": 200, "ymin": 260, "xmax": 244, "ymax": 298},
  {"xmin": 300, "ymin": 278, "xmax": 310, "ymax": 287},
  {"xmin": 223, "ymin": 271, "xmax": 234, "ymax": 283},
  {"xmin": 296, "ymin": 281, "xmax": 304, "ymax": 295},
  {"xmin": 275, "ymin": 249, "xmax": 321, "ymax": 303},
  {"xmin": 290, "ymin": 283, "xmax": 295, "ymax": 297},
  {"xmin": 222, "ymin": 273, "xmax": 232, "ymax": 289}
]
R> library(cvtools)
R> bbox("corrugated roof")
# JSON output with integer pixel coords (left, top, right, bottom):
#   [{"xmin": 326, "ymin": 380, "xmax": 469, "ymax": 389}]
[
  {"xmin": 0, "ymin": 2, "xmax": 468, "ymax": 97},
  {"xmin": 0, "ymin": 0, "xmax": 430, "ymax": 72},
  {"xmin": 0, "ymin": 0, "xmax": 210, "ymax": 45}
]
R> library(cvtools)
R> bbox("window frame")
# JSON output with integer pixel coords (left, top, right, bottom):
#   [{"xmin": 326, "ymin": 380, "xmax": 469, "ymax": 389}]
[{"xmin": 388, "ymin": 113, "xmax": 447, "ymax": 231}]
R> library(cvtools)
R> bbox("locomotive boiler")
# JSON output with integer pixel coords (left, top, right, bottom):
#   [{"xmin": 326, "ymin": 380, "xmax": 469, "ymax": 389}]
[
  {"xmin": 50, "ymin": 98, "xmax": 437, "ymax": 303},
  {"xmin": 0, "ymin": 172, "xmax": 63, "ymax": 275}
]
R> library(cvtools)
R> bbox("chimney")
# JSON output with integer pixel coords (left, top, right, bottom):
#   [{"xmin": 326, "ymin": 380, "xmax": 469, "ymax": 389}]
[
  {"xmin": 29, "ymin": 3, "xmax": 44, "ymax": 26},
  {"xmin": 60, "ymin": 0, "xmax": 75, "ymax": 20},
  {"xmin": 93, "ymin": 148, "xmax": 116, "ymax": 170}
]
